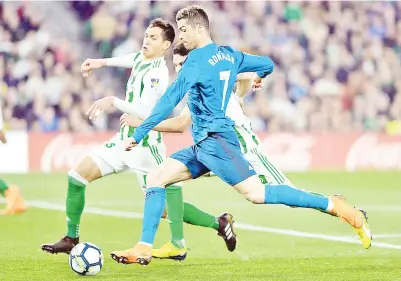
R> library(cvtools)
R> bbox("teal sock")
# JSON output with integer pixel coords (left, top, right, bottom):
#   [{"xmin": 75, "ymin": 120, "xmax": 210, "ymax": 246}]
[
  {"xmin": 66, "ymin": 172, "xmax": 88, "ymax": 238},
  {"xmin": 0, "ymin": 179, "xmax": 9, "ymax": 197},
  {"xmin": 140, "ymin": 187, "xmax": 166, "ymax": 245},
  {"xmin": 264, "ymin": 184, "xmax": 329, "ymax": 211}
]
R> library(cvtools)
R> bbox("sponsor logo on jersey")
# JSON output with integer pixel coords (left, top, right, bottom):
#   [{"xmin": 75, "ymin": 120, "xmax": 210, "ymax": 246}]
[{"xmin": 151, "ymin": 78, "xmax": 159, "ymax": 88}]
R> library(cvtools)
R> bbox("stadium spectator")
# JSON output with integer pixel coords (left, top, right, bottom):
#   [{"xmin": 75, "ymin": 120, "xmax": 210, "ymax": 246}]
[{"xmin": 2, "ymin": 1, "xmax": 401, "ymax": 134}]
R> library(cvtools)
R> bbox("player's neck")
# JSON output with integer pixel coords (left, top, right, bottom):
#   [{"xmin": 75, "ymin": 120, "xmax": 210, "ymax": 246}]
[
  {"xmin": 143, "ymin": 53, "xmax": 164, "ymax": 61},
  {"xmin": 196, "ymin": 37, "xmax": 213, "ymax": 49}
]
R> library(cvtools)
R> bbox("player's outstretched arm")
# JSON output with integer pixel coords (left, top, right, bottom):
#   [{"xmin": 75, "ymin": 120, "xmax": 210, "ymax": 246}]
[
  {"xmin": 120, "ymin": 106, "xmax": 191, "ymax": 133},
  {"xmin": 131, "ymin": 59, "xmax": 199, "ymax": 143},
  {"xmin": 81, "ymin": 53, "xmax": 138, "ymax": 76},
  {"xmin": 86, "ymin": 96, "xmax": 146, "ymax": 120},
  {"xmin": 235, "ymin": 51, "xmax": 274, "ymax": 79}
]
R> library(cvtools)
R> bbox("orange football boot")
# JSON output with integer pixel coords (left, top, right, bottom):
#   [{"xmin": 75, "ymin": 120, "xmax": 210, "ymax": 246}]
[
  {"xmin": 329, "ymin": 195, "xmax": 372, "ymax": 249},
  {"xmin": 329, "ymin": 195, "xmax": 362, "ymax": 228},
  {"xmin": 110, "ymin": 243, "xmax": 152, "ymax": 266},
  {"xmin": 2, "ymin": 185, "xmax": 27, "ymax": 215}
]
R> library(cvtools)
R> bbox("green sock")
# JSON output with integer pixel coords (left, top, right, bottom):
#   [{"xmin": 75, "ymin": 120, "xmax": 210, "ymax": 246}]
[
  {"xmin": 0, "ymin": 179, "xmax": 9, "ymax": 197},
  {"xmin": 183, "ymin": 202, "xmax": 219, "ymax": 230},
  {"xmin": 66, "ymin": 172, "xmax": 87, "ymax": 238},
  {"xmin": 165, "ymin": 185, "xmax": 185, "ymax": 249}
]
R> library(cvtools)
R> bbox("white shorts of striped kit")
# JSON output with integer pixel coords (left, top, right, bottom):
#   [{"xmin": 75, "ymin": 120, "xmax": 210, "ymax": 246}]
[
  {"xmin": 245, "ymin": 146, "xmax": 293, "ymax": 186},
  {"xmin": 89, "ymin": 133, "xmax": 166, "ymax": 191}
]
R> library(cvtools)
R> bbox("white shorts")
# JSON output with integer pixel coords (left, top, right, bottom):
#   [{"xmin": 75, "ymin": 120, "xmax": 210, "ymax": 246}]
[
  {"xmin": 244, "ymin": 147, "xmax": 292, "ymax": 186},
  {"xmin": 89, "ymin": 134, "xmax": 166, "ymax": 189}
]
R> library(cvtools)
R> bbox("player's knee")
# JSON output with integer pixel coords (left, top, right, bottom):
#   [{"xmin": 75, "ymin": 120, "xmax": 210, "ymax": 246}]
[
  {"xmin": 146, "ymin": 169, "xmax": 164, "ymax": 187},
  {"xmin": 68, "ymin": 170, "xmax": 89, "ymax": 187},
  {"xmin": 72, "ymin": 157, "xmax": 102, "ymax": 183}
]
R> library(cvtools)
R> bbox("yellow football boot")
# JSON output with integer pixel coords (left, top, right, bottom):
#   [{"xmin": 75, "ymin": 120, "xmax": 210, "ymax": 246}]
[
  {"xmin": 354, "ymin": 209, "xmax": 372, "ymax": 249},
  {"xmin": 152, "ymin": 241, "xmax": 187, "ymax": 261}
]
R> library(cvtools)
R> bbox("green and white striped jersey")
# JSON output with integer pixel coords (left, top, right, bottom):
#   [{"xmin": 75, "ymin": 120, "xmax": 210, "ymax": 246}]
[
  {"xmin": 226, "ymin": 95, "xmax": 261, "ymax": 154},
  {"xmin": 120, "ymin": 51, "xmax": 169, "ymax": 147}
]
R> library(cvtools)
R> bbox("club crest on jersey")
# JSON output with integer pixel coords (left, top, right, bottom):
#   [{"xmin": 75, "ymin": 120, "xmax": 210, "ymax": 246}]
[{"xmin": 151, "ymin": 78, "xmax": 159, "ymax": 88}]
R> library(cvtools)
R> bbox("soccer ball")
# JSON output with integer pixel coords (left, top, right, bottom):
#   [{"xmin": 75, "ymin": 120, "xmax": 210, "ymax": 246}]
[{"xmin": 69, "ymin": 242, "xmax": 104, "ymax": 276}]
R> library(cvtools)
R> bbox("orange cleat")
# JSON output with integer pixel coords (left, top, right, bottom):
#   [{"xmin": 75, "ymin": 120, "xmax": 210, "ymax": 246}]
[
  {"xmin": 110, "ymin": 243, "xmax": 152, "ymax": 266},
  {"xmin": 329, "ymin": 195, "xmax": 363, "ymax": 228},
  {"xmin": 1, "ymin": 185, "xmax": 27, "ymax": 215},
  {"xmin": 329, "ymin": 195, "xmax": 372, "ymax": 249}
]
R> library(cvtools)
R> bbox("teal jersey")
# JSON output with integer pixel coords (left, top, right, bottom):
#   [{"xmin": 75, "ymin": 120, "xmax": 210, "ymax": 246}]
[{"xmin": 133, "ymin": 43, "xmax": 274, "ymax": 144}]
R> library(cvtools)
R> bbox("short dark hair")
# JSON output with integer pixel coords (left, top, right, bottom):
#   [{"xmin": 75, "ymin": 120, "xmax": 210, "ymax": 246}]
[
  {"xmin": 176, "ymin": 5, "xmax": 209, "ymax": 30},
  {"xmin": 149, "ymin": 18, "xmax": 175, "ymax": 43},
  {"xmin": 173, "ymin": 42, "xmax": 190, "ymax": 56}
]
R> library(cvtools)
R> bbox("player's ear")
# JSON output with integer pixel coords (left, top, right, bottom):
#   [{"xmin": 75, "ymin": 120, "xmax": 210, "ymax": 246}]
[
  {"xmin": 163, "ymin": 40, "xmax": 171, "ymax": 51},
  {"xmin": 194, "ymin": 24, "xmax": 202, "ymax": 35}
]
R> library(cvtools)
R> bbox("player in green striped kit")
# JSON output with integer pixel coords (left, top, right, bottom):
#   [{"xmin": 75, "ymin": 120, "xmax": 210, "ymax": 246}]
[
  {"xmin": 0, "ymin": 105, "xmax": 27, "ymax": 215},
  {"xmin": 41, "ymin": 18, "xmax": 235, "ymax": 255}
]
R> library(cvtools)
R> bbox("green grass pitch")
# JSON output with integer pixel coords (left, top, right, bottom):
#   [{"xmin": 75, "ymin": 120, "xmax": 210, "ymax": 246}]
[{"xmin": 1, "ymin": 172, "xmax": 401, "ymax": 280}]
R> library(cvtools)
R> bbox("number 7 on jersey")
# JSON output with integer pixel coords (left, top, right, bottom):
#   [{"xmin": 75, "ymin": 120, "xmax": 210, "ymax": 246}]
[{"xmin": 219, "ymin": 71, "xmax": 231, "ymax": 110}]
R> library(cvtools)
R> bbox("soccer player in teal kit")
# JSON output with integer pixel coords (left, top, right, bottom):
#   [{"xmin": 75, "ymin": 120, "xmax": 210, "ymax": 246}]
[{"xmin": 111, "ymin": 5, "xmax": 372, "ymax": 265}]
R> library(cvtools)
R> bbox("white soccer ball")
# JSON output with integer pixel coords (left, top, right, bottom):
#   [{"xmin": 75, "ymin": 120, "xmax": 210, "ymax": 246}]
[{"xmin": 69, "ymin": 242, "xmax": 104, "ymax": 276}]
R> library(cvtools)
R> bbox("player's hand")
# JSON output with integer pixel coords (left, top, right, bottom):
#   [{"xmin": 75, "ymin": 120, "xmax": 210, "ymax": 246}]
[
  {"xmin": 86, "ymin": 96, "xmax": 114, "ymax": 120},
  {"xmin": 81, "ymin": 58, "xmax": 106, "ymax": 77},
  {"xmin": 124, "ymin": 138, "xmax": 137, "ymax": 151},
  {"xmin": 252, "ymin": 74, "xmax": 265, "ymax": 91},
  {"xmin": 120, "ymin": 113, "xmax": 142, "ymax": 128},
  {"xmin": 0, "ymin": 130, "xmax": 7, "ymax": 144}
]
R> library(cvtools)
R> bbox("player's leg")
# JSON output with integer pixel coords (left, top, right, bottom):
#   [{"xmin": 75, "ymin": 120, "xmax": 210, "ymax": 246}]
[
  {"xmin": 204, "ymin": 132, "xmax": 372, "ymax": 249},
  {"xmin": 246, "ymin": 148, "xmax": 332, "ymax": 211},
  {"xmin": 233, "ymin": 175, "xmax": 371, "ymax": 248},
  {"xmin": 0, "ymin": 178, "xmax": 26, "ymax": 215},
  {"xmin": 182, "ymin": 202, "xmax": 219, "ymax": 229},
  {"xmin": 247, "ymin": 148, "xmax": 355, "ymax": 217},
  {"xmin": 126, "ymin": 144, "xmax": 188, "ymax": 254},
  {"xmin": 182, "ymin": 202, "xmax": 236, "ymax": 251},
  {"xmin": 111, "ymin": 146, "xmax": 207, "ymax": 265},
  {"xmin": 161, "ymin": 152, "xmax": 237, "ymax": 254},
  {"xmin": 138, "ymin": 174, "xmax": 187, "ymax": 252},
  {"xmin": 153, "ymin": 192, "xmax": 236, "ymax": 260},
  {"xmin": 41, "ymin": 139, "xmax": 122, "ymax": 254},
  {"xmin": 65, "ymin": 157, "xmax": 105, "ymax": 238}
]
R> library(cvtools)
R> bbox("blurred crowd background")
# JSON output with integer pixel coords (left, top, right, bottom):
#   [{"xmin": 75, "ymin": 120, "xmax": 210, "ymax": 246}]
[{"xmin": 1, "ymin": 1, "xmax": 401, "ymax": 134}]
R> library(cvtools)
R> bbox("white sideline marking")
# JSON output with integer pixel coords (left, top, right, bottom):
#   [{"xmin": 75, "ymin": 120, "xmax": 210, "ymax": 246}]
[{"xmin": 2, "ymin": 199, "xmax": 401, "ymax": 250}]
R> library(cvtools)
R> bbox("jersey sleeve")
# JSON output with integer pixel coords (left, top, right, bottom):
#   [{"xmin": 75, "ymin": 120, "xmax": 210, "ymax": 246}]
[
  {"xmin": 234, "ymin": 51, "xmax": 274, "ymax": 78},
  {"xmin": 106, "ymin": 52, "xmax": 140, "ymax": 68},
  {"xmin": 132, "ymin": 58, "xmax": 200, "ymax": 143}
]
